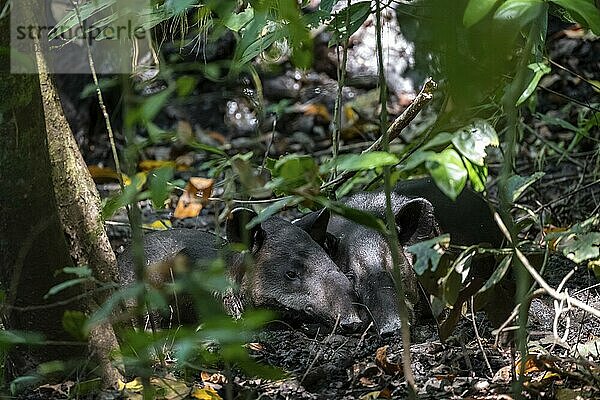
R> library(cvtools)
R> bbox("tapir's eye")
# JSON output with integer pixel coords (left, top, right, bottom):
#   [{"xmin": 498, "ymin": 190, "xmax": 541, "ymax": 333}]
[{"xmin": 285, "ymin": 270, "xmax": 300, "ymax": 281}]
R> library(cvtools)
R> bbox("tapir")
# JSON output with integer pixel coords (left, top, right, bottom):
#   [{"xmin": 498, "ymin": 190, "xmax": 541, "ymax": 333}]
[
  {"xmin": 296, "ymin": 178, "xmax": 503, "ymax": 334},
  {"xmin": 118, "ymin": 208, "xmax": 363, "ymax": 331}
]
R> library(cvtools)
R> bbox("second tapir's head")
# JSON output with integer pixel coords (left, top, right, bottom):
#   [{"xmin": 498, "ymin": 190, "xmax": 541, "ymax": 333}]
[
  {"xmin": 226, "ymin": 208, "xmax": 363, "ymax": 332},
  {"xmin": 296, "ymin": 192, "xmax": 440, "ymax": 335}
]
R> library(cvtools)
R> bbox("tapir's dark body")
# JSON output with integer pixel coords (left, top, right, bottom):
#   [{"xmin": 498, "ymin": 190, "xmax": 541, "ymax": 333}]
[
  {"xmin": 118, "ymin": 210, "xmax": 363, "ymax": 331},
  {"xmin": 297, "ymin": 178, "xmax": 502, "ymax": 334}
]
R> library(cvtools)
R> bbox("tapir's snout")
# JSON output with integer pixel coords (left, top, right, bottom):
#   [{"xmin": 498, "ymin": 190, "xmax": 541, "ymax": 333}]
[{"xmin": 339, "ymin": 312, "xmax": 363, "ymax": 332}]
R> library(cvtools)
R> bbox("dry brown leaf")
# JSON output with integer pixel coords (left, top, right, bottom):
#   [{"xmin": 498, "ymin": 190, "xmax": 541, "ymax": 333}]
[
  {"xmin": 200, "ymin": 371, "xmax": 227, "ymax": 384},
  {"xmin": 359, "ymin": 377, "xmax": 377, "ymax": 388},
  {"xmin": 303, "ymin": 103, "xmax": 331, "ymax": 122},
  {"xmin": 174, "ymin": 177, "xmax": 214, "ymax": 219},
  {"xmin": 245, "ymin": 342, "xmax": 264, "ymax": 352},
  {"xmin": 207, "ymin": 130, "xmax": 227, "ymax": 145},
  {"xmin": 375, "ymin": 346, "xmax": 401, "ymax": 375}
]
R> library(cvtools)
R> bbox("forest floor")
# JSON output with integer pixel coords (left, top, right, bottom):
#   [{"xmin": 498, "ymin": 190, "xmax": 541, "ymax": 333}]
[{"xmin": 37, "ymin": 15, "xmax": 600, "ymax": 400}]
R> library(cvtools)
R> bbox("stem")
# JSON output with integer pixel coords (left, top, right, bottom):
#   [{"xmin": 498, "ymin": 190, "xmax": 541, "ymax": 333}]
[{"xmin": 374, "ymin": 1, "xmax": 417, "ymax": 396}]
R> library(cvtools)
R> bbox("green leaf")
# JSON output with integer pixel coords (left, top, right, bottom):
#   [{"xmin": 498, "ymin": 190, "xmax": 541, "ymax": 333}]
[
  {"xmin": 247, "ymin": 197, "xmax": 302, "ymax": 229},
  {"xmin": 464, "ymin": 159, "xmax": 488, "ymax": 192},
  {"xmin": 327, "ymin": 1, "xmax": 372, "ymax": 45},
  {"xmin": 270, "ymin": 154, "xmax": 321, "ymax": 192},
  {"xmin": 62, "ymin": 311, "xmax": 89, "ymax": 341},
  {"xmin": 506, "ymin": 172, "xmax": 545, "ymax": 202},
  {"xmin": 400, "ymin": 150, "xmax": 435, "ymax": 171},
  {"xmin": 550, "ymin": 0, "xmax": 600, "ymax": 35},
  {"xmin": 421, "ymin": 132, "xmax": 453, "ymax": 150},
  {"xmin": 463, "ymin": 0, "xmax": 500, "ymax": 28},
  {"xmin": 516, "ymin": 62, "xmax": 551, "ymax": 106},
  {"xmin": 451, "ymin": 119, "xmax": 499, "ymax": 166},
  {"xmin": 148, "ymin": 166, "xmax": 174, "ymax": 209},
  {"xmin": 426, "ymin": 149, "xmax": 468, "ymax": 201},
  {"xmin": 176, "ymin": 76, "xmax": 197, "ymax": 97},
  {"xmin": 187, "ymin": 140, "xmax": 227, "ymax": 156},
  {"xmin": 101, "ymin": 175, "xmax": 142, "ymax": 219},
  {"xmin": 45, "ymin": 278, "xmax": 89, "ymax": 299},
  {"xmin": 559, "ymin": 232, "xmax": 600, "ymax": 263},
  {"xmin": 478, "ymin": 254, "xmax": 512, "ymax": 294},
  {"xmin": 546, "ymin": 216, "xmax": 600, "ymax": 264},
  {"xmin": 222, "ymin": 6, "xmax": 254, "ymax": 32},
  {"xmin": 494, "ymin": 0, "xmax": 546, "ymax": 27},
  {"xmin": 320, "ymin": 151, "xmax": 399, "ymax": 174},
  {"xmin": 407, "ymin": 234, "xmax": 451, "ymax": 275},
  {"xmin": 62, "ymin": 266, "xmax": 93, "ymax": 278}
]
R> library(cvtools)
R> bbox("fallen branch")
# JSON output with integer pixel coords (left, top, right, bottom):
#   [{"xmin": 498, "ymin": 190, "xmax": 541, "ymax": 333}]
[{"xmin": 321, "ymin": 78, "xmax": 437, "ymax": 192}]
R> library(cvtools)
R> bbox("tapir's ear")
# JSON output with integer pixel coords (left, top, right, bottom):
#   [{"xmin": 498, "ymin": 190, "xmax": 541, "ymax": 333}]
[
  {"xmin": 395, "ymin": 198, "xmax": 438, "ymax": 244},
  {"xmin": 227, "ymin": 208, "xmax": 264, "ymax": 250},
  {"xmin": 293, "ymin": 208, "xmax": 330, "ymax": 245}
]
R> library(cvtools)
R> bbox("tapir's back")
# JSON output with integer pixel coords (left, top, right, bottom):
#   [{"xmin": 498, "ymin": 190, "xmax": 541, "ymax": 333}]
[
  {"xmin": 395, "ymin": 178, "xmax": 503, "ymax": 247},
  {"xmin": 117, "ymin": 229, "xmax": 223, "ymax": 286}
]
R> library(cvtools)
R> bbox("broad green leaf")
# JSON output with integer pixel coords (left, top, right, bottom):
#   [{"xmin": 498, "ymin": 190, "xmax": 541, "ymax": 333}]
[
  {"xmin": 176, "ymin": 76, "xmax": 197, "ymax": 97},
  {"xmin": 516, "ymin": 62, "xmax": 551, "ymax": 106},
  {"xmin": 464, "ymin": 159, "xmax": 488, "ymax": 192},
  {"xmin": 547, "ymin": 216, "xmax": 600, "ymax": 264},
  {"xmin": 494, "ymin": 0, "xmax": 546, "ymax": 26},
  {"xmin": 148, "ymin": 166, "xmax": 174, "ymax": 209},
  {"xmin": 463, "ymin": 0, "xmax": 500, "ymax": 28},
  {"xmin": 478, "ymin": 254, "xmax": 512, "ymax": 294},
  {"xmin": 222, "ymin": 6, "xmax": 254, "ymax": 32},
  {"xmin": 320, "ymin": 152, "xmax": 399, "ymax": 174},
  {"xmin": 408, "ymin": 234, "xmax": 451, "ymax": 275},
  {"xmin": 327, "ymin": 1, "xmax": 371, "ymax": 45},
  {"xmin": 451, "ymin": 119, "xmax": 499, "ymax": 166},
  {"xmin": 62, "ymin": 311, "xmax": 89, "ymax": 341},
  {"xmin": 550, "ymin": 0, "xmax": 600, "ymax": 35},
  {"xmin": 421, "ymin": 132, "xmax": 453, "ymax": 150},
  {"xmin": 506, "ymin": 172, "xmax": 545, "ymax": 201},
  {"xmin": 271, "ymin": 154, "xmax": 321, "ymax": 191},
  {"xmin": 239, "ymin": 26, "xmax": 285, "ymax": 65},
  {"xmin": 558, "ymin": 232, "xmax": 600, "ymax": 263},
  {"xmin": 399, "ymin": 150, "xmax": 435, "ymax": 171},
  {"xmin": 426, "ymin": 149, "xmax": 468, "ymax": 201}
]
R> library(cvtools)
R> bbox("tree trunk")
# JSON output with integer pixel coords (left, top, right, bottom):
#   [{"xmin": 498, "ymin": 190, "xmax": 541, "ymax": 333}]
[
  {"xmin": 35, "ymin": 38, "xmax": 124, "ymax": 388},
  {"xmin": 0, "ymin": 2, "xmax": 85, "ymax": 379}
]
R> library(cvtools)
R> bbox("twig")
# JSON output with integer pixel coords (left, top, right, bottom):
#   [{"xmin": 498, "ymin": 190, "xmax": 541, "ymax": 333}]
[{"xmin": 470, "ymin": 298, "xmax": 493, "ymax": 377}]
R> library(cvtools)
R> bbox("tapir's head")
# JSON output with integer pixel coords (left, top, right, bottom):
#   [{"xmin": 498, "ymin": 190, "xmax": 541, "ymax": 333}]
[
  {"xmin": 297, "ymin": 193, "xmax": 439, "ymax": 335},
  {"xmin": 226, "ymin": 208, "xmax": 363, "ymax": 332}
]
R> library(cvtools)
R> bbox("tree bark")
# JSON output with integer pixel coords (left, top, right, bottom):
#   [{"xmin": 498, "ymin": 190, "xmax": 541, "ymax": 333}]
[
  {"xmin": 35, "ymin": 39, "xmax": 124, "ymax": 388},
  {"xmin": 0, "ymin": 1, "xmax": 85, "ymax": 379}
]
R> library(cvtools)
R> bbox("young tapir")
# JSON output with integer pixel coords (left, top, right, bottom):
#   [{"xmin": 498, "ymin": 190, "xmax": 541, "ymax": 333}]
[
  {"xmin": 117, "ymin": 208, "xmax": 363, "ymax": 331},
  {"xmin": 295, "ymin": 178, "xmax": 503, "ymax": 335}
]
